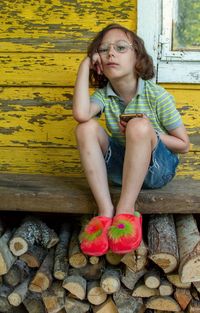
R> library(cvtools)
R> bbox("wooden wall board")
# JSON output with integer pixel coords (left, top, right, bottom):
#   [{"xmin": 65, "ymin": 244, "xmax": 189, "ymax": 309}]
[{"xmin": 0, "ymin": 0, "xmax": 136, "ymax": 52}]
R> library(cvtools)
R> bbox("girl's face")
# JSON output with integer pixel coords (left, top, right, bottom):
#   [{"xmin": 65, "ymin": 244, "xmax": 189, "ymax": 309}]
[{"xmin": 98, "ymin": 29, "xmax": 137, "ymax": 82}]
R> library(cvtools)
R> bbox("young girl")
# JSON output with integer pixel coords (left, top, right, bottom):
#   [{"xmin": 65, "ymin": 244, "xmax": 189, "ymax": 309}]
[{"xmin": 73, "ymin": 24, "xmax": 189, "ymax": 256}]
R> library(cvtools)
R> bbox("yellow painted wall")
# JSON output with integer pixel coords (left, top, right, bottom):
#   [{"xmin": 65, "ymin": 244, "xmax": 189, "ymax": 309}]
[{"xmin": 0, "ymin": 0, "xmax": 199, "ymax": 179}]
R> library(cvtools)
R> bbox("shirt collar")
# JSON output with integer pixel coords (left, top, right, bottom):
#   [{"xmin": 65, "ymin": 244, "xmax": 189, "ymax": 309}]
[{"xmin": 106, "ymin": 78, "xmax": 145, "ymax": 98}]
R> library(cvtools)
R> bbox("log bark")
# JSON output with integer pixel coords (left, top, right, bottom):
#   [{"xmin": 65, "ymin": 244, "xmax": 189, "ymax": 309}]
[
  {"xmin": 0, "ymin": 230, "xmax": 17, "ymax": 275},
  {"xmin": 113, "ymin": 286, "xmax": 144, "ymax": 313},
  {"xmin": 193, "ymin": 281, "xmax": 200, "ymax": 293},
  {"xmin": 93, "ymin": 297, "xmax": 118, "ymax": 313},
  {"xmin": 100, "ymin": 268, "xmax": 121, "ymax": 294},
  {"xmin": 42, "ymin": 281, "xmax": 65, "ymax": 313},
  {"xmin": 145, "ymin": 296, "xmax": 182, "ymax": 312},
  {"xmin": 20, "ymin": 245, "xmax": 47, "ymax": 268},
  {"xmin": 29, "ymin": 248, "xmax": 54, "ymax": 292},
  {"xmin": 23, "ymin": 293, "xmax": 46, "ymax": 313},
  {"xmin": 69, "ymin": 259, "xmax": 105, "ymax": 281},
  {"xmin": 68, "ymin": 229, "xmax": 87, "ymax": 269},
  {"xmin": 187, "ymin": 299, "xmax": 200, "ymax": 313},
  {"xmin": 9, "ymin": 217, "xmax": 59, "ymax": 256},
  {"xmin": 148, "ymin": 214, "xmax": 179, "ymax": 274},
  {"xmin": 121, "ymin": 266, "xmax": 147, "ymax": 290},
  {"xmin": 64, "ymin": 296, "xmax": 90, "ymax": 313},
  {"xmin": 121, "ymin": 240, "xmax": 148, "ymax": 272},
  {"xmin": 3, "ymin": 259, "xmax": 29, "ymax": 287},
  {"xmin": 62, "ymin": 274, "xmax": 86, "ymax": 300},
  {"xmin": 0, "ymin": 219, "xmax": 4, "ymax": 237},
  {"xmin": 0, "ymin": 304, "xmax": 28, "ymax": 313},
  {"xmin": 78, "ymin": 261, "xmax": 104, "ymax": 280},
  {"xmin": 0, "ymin": 285, "xmax": 14, "ymax": 312},
  {"xmin": 174, "ymin": 288, "xmax": 192, "ymax": 310},
  {"xmin": 53, "ymin": 223, "xmax": 71, "ymax": 280},
  {"xmin": 191, "ymin": 285, "xmax": 200, "ymax": 301},
  {"xmin": 175, "ymin": 214, "xmax": 200, "ymax": 283},
  {"xmin": 8, "ymin": 277, "xmax": 31, "ymax": 307},
  {"xmin": 106, "ymin": 251, "xmax": 123, "ymax": 265},
  {"xmin": 87, "ymin": 281, "xmax": 107, "ymax": 305}
]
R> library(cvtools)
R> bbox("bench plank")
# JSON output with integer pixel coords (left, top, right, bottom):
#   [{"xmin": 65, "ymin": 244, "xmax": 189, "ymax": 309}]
[{"xmin": 0, "ymin": 174, "xmax": 199, "ymax": 214}]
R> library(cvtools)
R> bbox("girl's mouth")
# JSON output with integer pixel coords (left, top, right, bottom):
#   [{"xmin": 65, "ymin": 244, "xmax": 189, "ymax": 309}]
[{"xmin": 106, "ymin": 62, "xmax": 118, "ymax": 67}]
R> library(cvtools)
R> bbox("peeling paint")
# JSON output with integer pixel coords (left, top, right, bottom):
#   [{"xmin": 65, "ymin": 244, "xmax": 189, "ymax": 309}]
[
  {"xmin": 0, "ymin": 0, "xmax": 136, "ymax": 52},
  {"xmin": 0, "ymin": 0, "xmax": 199, "ymax": 178}
]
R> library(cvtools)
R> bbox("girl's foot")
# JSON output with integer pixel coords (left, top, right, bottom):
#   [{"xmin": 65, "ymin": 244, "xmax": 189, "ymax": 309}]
[
  {"xmin": 108, "ymin": 212, "xmax": 142, "ymax": 254},
  {"xmin": 79, "ymin": 216, "xmax": 112, "ymax": 256}
]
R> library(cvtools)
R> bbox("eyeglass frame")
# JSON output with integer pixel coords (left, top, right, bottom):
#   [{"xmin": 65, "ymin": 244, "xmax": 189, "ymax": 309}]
[{"xmin": 97, "ymin": 40, "xmax": 134, "ymax": 55}]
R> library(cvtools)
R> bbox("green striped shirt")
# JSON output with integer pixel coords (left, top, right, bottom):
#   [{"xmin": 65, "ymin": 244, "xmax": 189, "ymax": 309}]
[{"xmin": 91, "ymin": 79, "xmax": 182, "ymax": 145}]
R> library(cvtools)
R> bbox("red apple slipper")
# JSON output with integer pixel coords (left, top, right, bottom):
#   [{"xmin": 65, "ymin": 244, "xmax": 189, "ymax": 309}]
[
  {"xmin": 79, "ymin": 216, "xmax": 112, "ymax": 256},
  {"xmin": 108, "ymin": 212, "xmax": 142, "ymax": 254}
]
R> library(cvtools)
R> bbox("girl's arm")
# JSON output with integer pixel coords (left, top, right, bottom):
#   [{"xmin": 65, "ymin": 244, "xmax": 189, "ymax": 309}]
[
  {"xmin": 160, "ymin": 124, "xmax": 190, "ymax": 154},
  {"xmin": 73, "ymin": 56, "xmax": 102, "ymax": 122}
]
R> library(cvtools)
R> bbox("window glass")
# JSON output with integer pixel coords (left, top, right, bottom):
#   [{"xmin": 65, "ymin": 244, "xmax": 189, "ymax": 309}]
[{"xmin": 172, "ymin": 0, "xmax": 200, "ymax": 51}]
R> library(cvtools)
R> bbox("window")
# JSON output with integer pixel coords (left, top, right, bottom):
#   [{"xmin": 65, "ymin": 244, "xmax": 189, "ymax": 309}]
[{"xmin": 137, "ymin": 0, "xmax": 200, "ymax": 83}]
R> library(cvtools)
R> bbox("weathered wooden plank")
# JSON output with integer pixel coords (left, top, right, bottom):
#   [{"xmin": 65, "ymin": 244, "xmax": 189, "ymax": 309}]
[
  {"xmin": 0, "ymin": 87, "xmax": 199, "ymax": 150},
  {"xmin": 0, "ymin": 147, "xmax": 82, "ymax": 176},
  {"xmin": 0, "ymin": 0, "xmax": 136, "ymax": 52},
  {"xmin": 0, "ymin": 53, "xmax": 82, "ymax": 86},
  {"xmin": 0, "ymin": 147, "xmax": 199, "ymax": 178},
  {"xmin": 0, "ymin": 174, "xmax": 199, "ymax": 214},
  {"xmin": 0, "ymin": 107, "xmax": 77, "ymax": 147},
  {"xmin": 165, "ymin": 84, "xmax": 200, "ymax": 151}
]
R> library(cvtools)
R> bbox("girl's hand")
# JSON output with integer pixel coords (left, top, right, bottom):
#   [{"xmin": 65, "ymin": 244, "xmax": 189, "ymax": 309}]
[
  {"xmin": 119, "ymin": 120, "xmax": 127, "ymax": 134},
  {"xmin": 91, "ymin": 53, "xmax": 103, "ymax": 75},
  {"xmin": 119, "ymin": 115, "xmax": 148, "ymax": 134}
]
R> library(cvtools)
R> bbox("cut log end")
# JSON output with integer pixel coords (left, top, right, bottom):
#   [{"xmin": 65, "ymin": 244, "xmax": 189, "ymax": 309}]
[
  {"xmin": 29, "ymin": 273, "xmax": 50, "ymax": 293},
  {"xmin": 180, "ymin": 256, "xmax": 200, "ymax": 283},
  {"xmin": 9, "ymin": 237, "xmax": 28, "ymax": 256},
  {"xmin": 8, "ymin": 293, "xmax": 22, "ymax": 307},
  {"xmin": 87, "ymin": 282, "xmax": 107, "ymax": 305},
  {"xmin": 47, "ymin": 237, "xmax": 59, "ymax": 249},
  {"xmin": 146, "ymin": 296, "xmax": 182, "ymax": 312},
  {"xmin": 69, "ymin": 253, "xmax": 87, "ymax": 269},
  {"xmin": 54, "ymin": 270, "xmax": 65, "ymax": 281},
  {"xmin": 150, "ymin": 253, "xmax": 178, "ymax": 274}
]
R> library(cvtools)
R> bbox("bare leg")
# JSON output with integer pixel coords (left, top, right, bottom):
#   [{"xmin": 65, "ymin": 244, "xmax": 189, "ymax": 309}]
[
  {"xmin": 116, "ymin": 118, "xmax": 157, "ymax": 215},
  {"xmin": 75, "ymin": 119, "xmax": 114, "ymax": 217}
]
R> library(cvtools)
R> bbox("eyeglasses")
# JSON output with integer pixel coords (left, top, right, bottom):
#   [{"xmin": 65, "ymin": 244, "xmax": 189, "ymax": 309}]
[{"xmin": 98, "ymin": 40, "xmax": 133, "ymax": 55}]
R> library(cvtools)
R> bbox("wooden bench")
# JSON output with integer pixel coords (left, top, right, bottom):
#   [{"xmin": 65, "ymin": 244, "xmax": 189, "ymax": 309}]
[{"xmin": 0, "ymin": 172, "xmax": 199, "ymax": 214}]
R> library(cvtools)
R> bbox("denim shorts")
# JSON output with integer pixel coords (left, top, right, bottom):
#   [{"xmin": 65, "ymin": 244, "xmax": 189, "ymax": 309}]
[{"xmin": 104, "ymin": 136, "xmax": 179, "ymax": 189}]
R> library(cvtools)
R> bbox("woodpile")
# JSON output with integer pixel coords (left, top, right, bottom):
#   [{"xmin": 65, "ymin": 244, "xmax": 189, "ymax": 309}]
[{"xmin": 0, "ymin": 214, "xmax": 200, "ymax": 312}]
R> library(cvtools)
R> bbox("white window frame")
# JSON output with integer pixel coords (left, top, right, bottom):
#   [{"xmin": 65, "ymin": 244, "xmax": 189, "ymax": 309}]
[{"xmin": 137, "ymin": 0, "xmax": 200, "ymax": 83}]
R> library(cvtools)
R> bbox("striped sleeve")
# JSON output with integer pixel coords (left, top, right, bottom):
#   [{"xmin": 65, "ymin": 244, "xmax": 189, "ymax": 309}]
[
  {"xmin": 155, "ymin": 88, "xmax": 183, "ymax": 131},
  {"xmin": 90, "ymin": 88, "xmax": 106, "ymax": 113}
]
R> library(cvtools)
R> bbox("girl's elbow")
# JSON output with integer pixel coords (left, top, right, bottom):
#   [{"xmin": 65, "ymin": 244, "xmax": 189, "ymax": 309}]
[
  {"xmin": 73, "ymin": 110, "xmax": 90, "ymax": 123},
  {"xmin": 181, "ymin": 140, "xmax": 190, "ymax": 154}
]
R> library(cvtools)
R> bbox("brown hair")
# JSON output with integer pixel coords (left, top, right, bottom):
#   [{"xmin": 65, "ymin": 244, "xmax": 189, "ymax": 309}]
[{"xmin": 87, "ymin": 24, "xmax": 154, "ymax": 88}]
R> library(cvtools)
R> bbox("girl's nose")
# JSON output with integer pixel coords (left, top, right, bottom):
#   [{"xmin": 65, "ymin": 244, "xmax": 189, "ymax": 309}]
[{"xmin": 108, "ymin": 44, "xmax": 116, "ymax": 57}]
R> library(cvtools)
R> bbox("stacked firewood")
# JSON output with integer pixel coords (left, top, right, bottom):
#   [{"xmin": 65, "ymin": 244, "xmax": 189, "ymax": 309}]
[{"xmin": 1, "ymin": 214, "xmax": 200, "ymax": 313}]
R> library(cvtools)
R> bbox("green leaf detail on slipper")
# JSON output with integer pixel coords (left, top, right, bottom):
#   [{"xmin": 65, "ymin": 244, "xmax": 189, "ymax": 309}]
[
  {"xmin": 80, "ymin": 229, "xmax": 102, "ymax": 242},
  {"xmin": 79, "ymin": 219, "xmax": 103, "ymax": 242},
  {"xmin": 108, "ymin": 219, "xmax": 135, "ymax": 240},
  {"xmin": 134, "ymin": 211, "xmax": 141, "ymax": 217}
]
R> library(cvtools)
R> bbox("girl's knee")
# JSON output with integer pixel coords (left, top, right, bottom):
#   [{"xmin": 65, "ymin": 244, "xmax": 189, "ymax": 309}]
[
  {"xmin": 75, "ymin": 119, "xmax": 99, "ymax": 141},
  {"xmin": 126, "ymin": 118, "xmax": 154, "ymax": 140}
]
